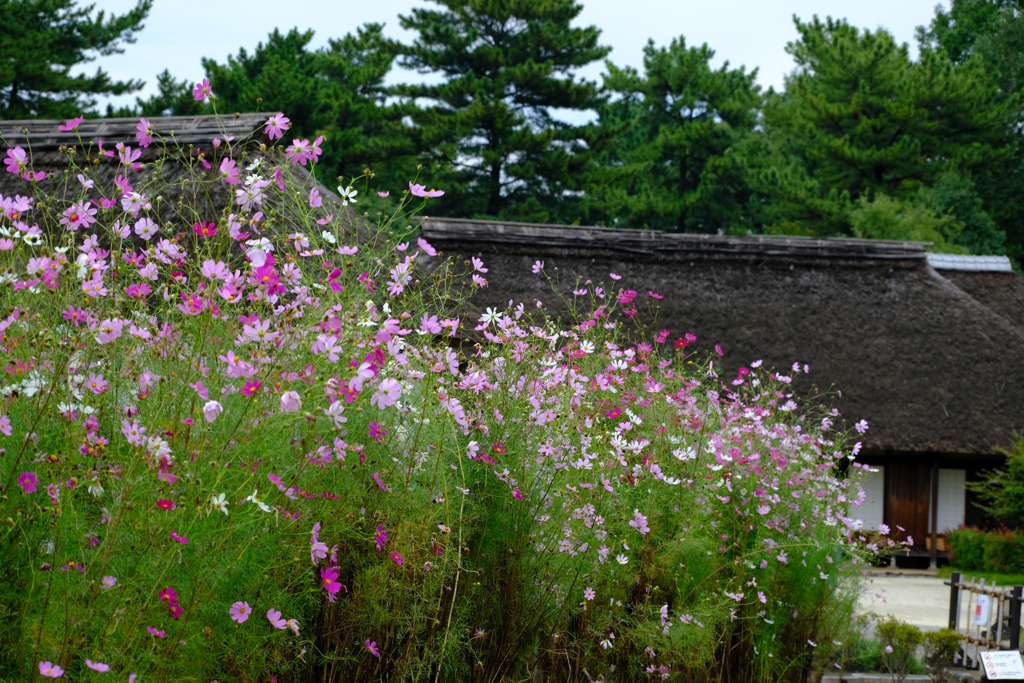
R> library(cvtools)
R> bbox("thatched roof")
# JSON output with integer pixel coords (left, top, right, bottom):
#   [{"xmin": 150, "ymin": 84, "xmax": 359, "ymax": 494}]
[
  {"xmin": 0, "ymin": 115, "xmax": 352, "ymax": 229},
  {"xmin": 420, "ymin": 217, "xmax": 1024, "ymax": 459}
]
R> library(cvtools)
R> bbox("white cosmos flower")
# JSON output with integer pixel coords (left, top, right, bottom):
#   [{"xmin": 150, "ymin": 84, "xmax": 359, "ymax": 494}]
[
  {"xmin": 245, "ymin": 489, "xmax": 273, "ymax": 513},
  {"xmin": 337, "ymin": 186, "xmax": 358, "ymax": 206},
  {"xmin": 616, "ymin": 554, "xmax": 629, "ymax": 565},
  {"xmin": 321, "ymin": 230, "xmax": 336, "ymax": 244},
  {"xmin": 210, "ymin": 492, "xmax": 229, "ymax": 516}
]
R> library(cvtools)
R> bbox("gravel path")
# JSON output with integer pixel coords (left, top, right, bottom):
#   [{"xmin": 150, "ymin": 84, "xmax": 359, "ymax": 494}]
[{"xmin": 856, "ymin": 573, "xmax": 964, "ymax": 631}]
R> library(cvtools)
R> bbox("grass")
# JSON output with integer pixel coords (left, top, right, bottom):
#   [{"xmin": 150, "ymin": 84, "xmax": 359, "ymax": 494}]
[{"xmin": 936, "ymin": 566, "xmax": 1024, "ymax": 586}]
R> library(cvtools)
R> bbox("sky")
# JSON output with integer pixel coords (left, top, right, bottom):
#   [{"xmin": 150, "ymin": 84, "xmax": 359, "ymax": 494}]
[{"xmin": 89, "ymin": 0, "xmax": 947, "ymax": 119}]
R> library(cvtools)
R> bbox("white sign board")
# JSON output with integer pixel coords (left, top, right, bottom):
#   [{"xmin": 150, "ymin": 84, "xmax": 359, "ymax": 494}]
[
  {"xmin": 981, "ymin": 651, "xmax": 1024, "ymax": 680},
  {"xmin": 975, "ymin": 594, "xmax": 992, "ymax": 625}
]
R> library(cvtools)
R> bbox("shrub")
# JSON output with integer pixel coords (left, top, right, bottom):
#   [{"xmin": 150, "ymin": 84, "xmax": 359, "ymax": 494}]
[
  {"xmin": 877, "ymin": 617, "xmax": 925, "ymax": 683},
  {"xmin": 948, "ymin": 528, "xmax": 987, "ymax": 571},
  {"xmin": 922, "ymin": 628, "xmax": 963, "ymax": 683},
  {"xmin": 0, "ymin": 110, "xmax": 897, "ymax": 682},
  {"xmin": 983, "ymin": 529, "xmax": 1024, "ymax": 573}
]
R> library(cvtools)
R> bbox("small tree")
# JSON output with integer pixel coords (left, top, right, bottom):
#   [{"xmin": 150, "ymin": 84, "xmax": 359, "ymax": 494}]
[
  {"xmin": 0, "ymin": 0, "xmax": 152, "ymax": 119},
  {"xmin": 877, "ymin": 617, "xmax": 925, "ymax": 683}
]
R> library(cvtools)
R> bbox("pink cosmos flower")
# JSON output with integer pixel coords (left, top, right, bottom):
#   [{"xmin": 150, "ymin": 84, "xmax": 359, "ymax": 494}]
[
  {"xmin": 146, "ymin": 626, "xmax": 167, "ymax": 638},
  {"xmin": 267, "ymin": 608, "xmax": 287, "ymax": 629},
  {"xmin": 628, "ymin": 509, "xmax": 650, "ymax": 535},
  {"xmin": 229, "ymin": 601, "xmax": 252, "ymax": 623},
  {"xmin": 374, "ymin": 524, "xmax": 388, "ymax": 555},
  {"xmin": 16, "ymin": 472, "xmax": 38, "ymax": 493},
  {"xmin": 370, "ymin": 378, "xmax": 401, "ymax": 409},
  {"xmin": 280, "ymin": 390, "xmax": 301, "ymax": 413},
  {"xmin": 264, "ymin": 114, "xmax": 290, "ymax": 141},
  {"xmin": 86, "ymin": 659, "xmax": 110, "ymax": 672},
  {"xmin": 512, "ymin": 488, "xmax": 524, "ymax": 500},
  {"xmin": 5, "ymin": 147, "xmax": 28, "ymax": 175},
  {"xmin": 84, "ymin": 372, "xmax": 108, "ymax": 394},
  {"xmin": 59, "ymin": 116, "xmax": 84, "ymax": 131},
  {"xmin": 366, "ymin": 640, "xmax": 380, "ymax": 657},
  {"xmin": 309, "ymin": 187, "xmax": 321, "ymax": 208},
  {"xmin": 219, "ymin": 158, "xmax": 239, "ymax": 185},
  {"xmin": 136, "ymin": 117, "xmax": 153, "ymax": 147},
  {"xmin": 60, "ymin": 202, "xmax": 97, "ymax": 231},
  {"xmin": 101, "ymin": 575, "xmax": 117, "ymax": 589},
  {"xmin": 409, "ymin": 181, "xmax": 444, "ymax": 198},
  {"xmin": 193, "ymin": 78, "xmax": 213, "ymax": 101},
  {"xmin": 203, "ymin": 400, "xmax": 223, "ymax": 423},
  {"xmin": 311, "ymin": 522, "xmax": 328, "ymax": 564},
  {"xmin": 416, "ymin": 236, "xmax": 437, "ymax": 256},
  {"xmin": 38, "ymin": 661, "xmax": 64, "ymax": 678},
  {"xmin": 532, "ymin": 260, "xmax": 544, "ymax": 274}
]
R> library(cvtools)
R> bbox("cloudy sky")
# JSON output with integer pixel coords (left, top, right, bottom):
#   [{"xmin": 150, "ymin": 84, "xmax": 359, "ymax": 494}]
[{"xmin": 90, "ymin": 0, "xmax": 945, "ymax": 116}]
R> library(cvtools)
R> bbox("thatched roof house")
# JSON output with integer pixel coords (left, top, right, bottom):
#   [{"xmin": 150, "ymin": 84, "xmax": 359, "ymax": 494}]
[{"xmin": 421, "ymin": 217, "xmax": 1024, "ymax": 564}]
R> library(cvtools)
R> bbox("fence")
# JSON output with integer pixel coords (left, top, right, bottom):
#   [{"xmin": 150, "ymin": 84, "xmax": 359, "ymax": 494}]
[{"xmin": 946, "ymin": 571, "xmax": 1023, "ymax": 669}]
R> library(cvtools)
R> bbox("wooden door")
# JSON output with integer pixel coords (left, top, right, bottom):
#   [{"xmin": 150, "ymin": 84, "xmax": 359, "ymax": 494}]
[{"xmin": 885, "ymin": 464, "xmax": 930, "ymax": 549}]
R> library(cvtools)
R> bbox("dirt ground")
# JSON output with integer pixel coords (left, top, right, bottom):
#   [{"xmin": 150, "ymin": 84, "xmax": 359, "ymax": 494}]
[{"xmin": 856, "ymin": 571, "xmax": 1000, "ymax": 632}]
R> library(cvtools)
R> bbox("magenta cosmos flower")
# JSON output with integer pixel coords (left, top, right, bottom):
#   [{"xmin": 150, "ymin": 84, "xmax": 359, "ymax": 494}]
[
  {"xmin": 366, "ymin": 640, "xmax": 380, "ymax": 657},
  {"xmin": 156, "ymin": 498, "xmax": 174, "ymax": 510},
  {"xmin": 229, "ymin": 601, "xmax": 252, "ymax": 624},
  {"xmin": 264, "ymin": 114, "xmax": 290, "ymax": 141},
  {"xmin": 16, "ymin": 471, "xmax": 38, "ymax": 493},
  {"xmin": 192, "ymin": 78, "xmax": 212, "ymax": 101}
]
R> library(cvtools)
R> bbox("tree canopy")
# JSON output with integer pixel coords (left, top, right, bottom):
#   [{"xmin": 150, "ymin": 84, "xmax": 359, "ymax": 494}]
[
  {"xmin": 12, "ymin": 0, "xmax": 1024, "ymax": 263},
  {"xmin": 0, "ymin": 0, "xmax": 152, "ymax": 119}
]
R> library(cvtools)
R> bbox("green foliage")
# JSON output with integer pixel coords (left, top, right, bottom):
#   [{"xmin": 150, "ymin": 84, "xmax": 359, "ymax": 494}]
[
  {"xmin": 588, "ymin": 37, "xmax": 761, "ymax": 232},
  {"xmin": 205, "ymin": 25, "xmax": 421, "ymax": 191},
  {"xmin": 969, "ymin": 434, "xmax": 1024, "ymax": 529},
  {"xmin": 877, "ymin": 617, "xmax": 925, "ymax": 683},
  {"xmin": 982, "ymin": 530, "xmax": 1024, "ymax": 573},
  {"xmin": 0, "ymin": 0, "xmax": 152, "ymax": 119},
  {"xmin": 922, "ymin": 628, "xmax": 963, "ymax": 683},
  {"xmin": 848, "ymin": 194, "xmax": 965, "ymax": 252},
  {"xmin": 917, "ymin": 0, "xmax": 1024, "ymax": 264},
  {"xmin": 394, "ymin": 0, "xmax": 611, "ymax": 222},
  {"xmin": 746, "ymin": 15, "xmax": 1017, "ymax": 247},
  {"xmin": 947, "ymin": 526, "xmax": 1024, "ymax": 573},
  {"xmin": 948, "ymin": 528, "xmax": 988, "ymax": 570}
]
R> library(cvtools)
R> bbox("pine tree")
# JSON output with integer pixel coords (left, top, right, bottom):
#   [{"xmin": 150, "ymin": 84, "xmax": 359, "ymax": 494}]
[
  {"xmin": 918, "ymin": 0, "xmax": 1024, "ymax": 261},
  {"xmin": 394, "ymin": 0, "xmax": 611, "ymax": 221},
  {"xmin": 201, "ymin": 26, "xmax": 418, "ymax": 191},
  {"xmin": 0, "ymin": 0, "xmax": 152, "ymax": 119},
  {"xmin": 589, "ymin": 38, "xmax": 761, "ymax": 232},
  {"xmin": 743, "ymin": 15, "xmax": 1018, "ymax": 250}
]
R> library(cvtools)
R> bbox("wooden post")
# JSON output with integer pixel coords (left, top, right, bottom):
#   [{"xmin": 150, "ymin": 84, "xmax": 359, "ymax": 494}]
[
  {"xmin": 1010, "ymin": 585, "xmax": 1023, "ymax": 652},
  {"xmin": 949, "ymin": 571, "xmax": 962, "ymax": 631},
  {"xmin": 930, "ymin": 458, "xmax": 939, "ymax": 570}
]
